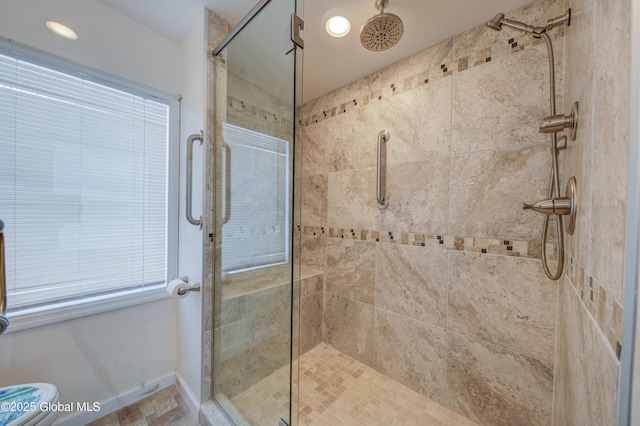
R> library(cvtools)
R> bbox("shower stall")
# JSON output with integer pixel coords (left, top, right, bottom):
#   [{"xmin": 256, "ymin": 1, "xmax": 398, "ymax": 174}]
[
  {"xmin": 208, "ymin": 0, "xmax": 302, "ymax": 425},
  {"xmin": 205, "ymin": 0, "xmax": 631, "ymax": 424}
]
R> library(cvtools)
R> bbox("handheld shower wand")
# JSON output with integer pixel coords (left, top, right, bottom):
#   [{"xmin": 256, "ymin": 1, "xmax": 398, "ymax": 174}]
[{"xmin": 485, "ymin": 9, "xmax": 575, "ymax": 281}]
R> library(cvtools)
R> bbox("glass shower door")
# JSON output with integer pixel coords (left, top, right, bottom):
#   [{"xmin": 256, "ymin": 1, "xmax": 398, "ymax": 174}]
[{"xmin": 211, "ymin": 0, "xmax": 301, "ymax": 424}]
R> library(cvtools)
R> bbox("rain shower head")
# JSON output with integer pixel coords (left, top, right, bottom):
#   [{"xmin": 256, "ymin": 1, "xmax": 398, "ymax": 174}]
[{"xmin": 360, "ymin": 0, "xmax": 404, "ymax": 52}]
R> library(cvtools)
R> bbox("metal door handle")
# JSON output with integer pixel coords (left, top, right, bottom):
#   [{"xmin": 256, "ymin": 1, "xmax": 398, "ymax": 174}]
[
  {"xmin": 186, "ymin": 131, "xmax": 203, "ymax": 228},
  {"xmin": 0, "ymin": 219, "xmax": 8, "ymax": 335}
]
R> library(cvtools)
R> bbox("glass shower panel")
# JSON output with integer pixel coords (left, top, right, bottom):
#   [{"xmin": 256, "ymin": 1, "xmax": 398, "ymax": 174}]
[{"xmin": 212, "ymin": 0, "xmax": 300, "ymax": 424}]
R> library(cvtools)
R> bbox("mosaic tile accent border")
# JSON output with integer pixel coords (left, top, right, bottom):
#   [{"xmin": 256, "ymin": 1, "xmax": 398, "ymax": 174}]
[
  {"xmin": 227, "ymin": 95, "xmax": 294, "ymax": 130},
  {"xmin": 565, "ymin": 256, "xmax": 624, "ymax": 359},
  {"xmin": 300, "ymin": 225, "xmax": 557, "ymax": 261},
  {"xmin": 302, "ymin": 31, "xmax": 562, "ymax": 127}
]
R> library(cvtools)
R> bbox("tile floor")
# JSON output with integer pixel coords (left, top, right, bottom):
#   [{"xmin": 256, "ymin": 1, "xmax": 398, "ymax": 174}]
[
  {"xmin": 86, "ymin": 385, "xmax": 198, "ymax": 426},
  {"xmin": 232, "ymin": 343, "xmax": 477, "ymax": 426},
  {"xmin": 94, "ymin": 343, "xmax": 476, "ymax": 426}
]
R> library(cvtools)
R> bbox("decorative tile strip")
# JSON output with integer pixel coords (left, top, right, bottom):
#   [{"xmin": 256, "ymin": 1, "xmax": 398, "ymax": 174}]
[
  {"xmin": 302, "ymin": 29, "xmax": 563, "ymax": 128},
  {"xmin": 565, "ymin": 255, "xmax": 623, "ymax": 359},
  {"xmin": 301, "ymin": 225, "xmax": 556, "ymax": 261},
  {"xmin": 227, "ymin": 95, "xmax": 294, "ymax": 130}
]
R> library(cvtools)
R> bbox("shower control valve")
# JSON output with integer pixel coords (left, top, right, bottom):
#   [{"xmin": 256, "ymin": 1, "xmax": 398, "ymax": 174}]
[
  {"xmin": 522, "ymin": 198, "xmax": 571, "ymax": 216},
  {"xmin": 522, "ymin": 177, "xmax": 577, "ymax": 235},
  {"xmin": 539, "ymin": 102, "xmax": 578, "ymax": 141}
]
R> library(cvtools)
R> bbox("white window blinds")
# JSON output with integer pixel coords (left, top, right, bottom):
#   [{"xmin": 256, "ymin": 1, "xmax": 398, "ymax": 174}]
[
  {"xmin": 0, "ymin": 51, "xmax": 169, "ymax": 311},
  {"xmin": 221, "ymin": 123, "xmax": 289, "ymax": 275}
]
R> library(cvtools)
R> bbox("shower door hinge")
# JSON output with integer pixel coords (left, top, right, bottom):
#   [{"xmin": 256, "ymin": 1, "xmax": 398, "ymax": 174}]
[{"xmin": 286, "ymin": 13, "xmax": 304, "ymax": 54}]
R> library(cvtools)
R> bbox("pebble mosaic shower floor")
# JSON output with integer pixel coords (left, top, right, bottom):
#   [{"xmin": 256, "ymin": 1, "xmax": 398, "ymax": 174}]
[{"xmin": 232, "ymin": 343, "xmax": 477, "ymax": 426}]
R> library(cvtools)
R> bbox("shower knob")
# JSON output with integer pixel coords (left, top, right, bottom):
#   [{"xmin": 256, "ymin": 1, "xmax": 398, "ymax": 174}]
[
  {"xmin": 539, "ymin": 102, "xmax": 578, "ymax": 140},
  {"xmin": 523, "ymin": 177, "xmax": 577, "ymax": 234},
  {"xmin": 523, "ymin": 198, "xmax": 571, "ymax": 215}
]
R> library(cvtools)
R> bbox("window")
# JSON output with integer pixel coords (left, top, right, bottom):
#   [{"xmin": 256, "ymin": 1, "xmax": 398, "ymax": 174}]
[
  {"xmin": 0, "ymin": 44, "xmax": 176, "ymax": 327},
  {"xmin": 221, "ymin": 123, "xmax": 290, "ymax": 275}
]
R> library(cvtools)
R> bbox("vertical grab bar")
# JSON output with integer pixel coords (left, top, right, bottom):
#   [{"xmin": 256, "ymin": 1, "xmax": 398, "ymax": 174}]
[
  {"xmin": 377, "ymin": 130, "xmax": 390, "ymax": 210},
  {"xmin": 0, "ymin": 219, "xmax": 8, "ymax": 335},
  {"xmin": 186, "ymin": 131, "xmax": 204, "ymax": 229}
]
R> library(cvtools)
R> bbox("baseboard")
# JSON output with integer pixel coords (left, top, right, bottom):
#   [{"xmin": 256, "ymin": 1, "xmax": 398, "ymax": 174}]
[
  {"xmin": 53, "ymin": 373, "xmax": 175, "ymax": 426},
  {"xmin": 175, "ymin": 372, "xmax": 200, "ymax": 415}
]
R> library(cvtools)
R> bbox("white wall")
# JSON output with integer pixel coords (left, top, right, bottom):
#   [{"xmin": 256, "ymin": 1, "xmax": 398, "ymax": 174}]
[
  {"xmin": 0, "ymin": 0, "xmax": 181, "ymax": 94},
  {"xmin": 0, "ymin": 300, "xmax": 177, "ymax": 420},
  {"xmin": 0, "ymin": 0, "xmax": 185, "ymax": 422},
  {"xmin": 176, "ymin": 10, "xmax": 207, "ymax": 408}
]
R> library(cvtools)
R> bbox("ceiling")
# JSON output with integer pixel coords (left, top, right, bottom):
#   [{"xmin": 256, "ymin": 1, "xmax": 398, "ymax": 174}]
[{"xmin": 97, "ymin": 0, "xmax": 534, "ymax": 102}]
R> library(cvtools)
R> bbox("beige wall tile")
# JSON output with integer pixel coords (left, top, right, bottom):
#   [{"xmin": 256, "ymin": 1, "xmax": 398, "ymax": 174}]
[
  {"xmin": 300, "ymin": 293, "xmax": 323, "ymax": 355},
  {"xmin": 326, "ymin": 105, "xmax": 380, "ymax": 173},
  {"xmin": 448, "ymin": 251, "xmax": 557, "ymax": 362},
  {"xmin": 562, "ymin": 70, "xmax": 594, "ymax": 271},
  {"xmin": 301, "ymin": 174, "xmax": 327, "ymax": 227},
  {"xmin": 453, "ymin": 22, "xmax": 501, "ymax": 61},
  {"xmin": 327, "ymin": 167, "xmax": 378, "ymax": 230},
  {"xmin": 301, "ymin": 234, "xmax": 326, "ymax": 271},
  {"xmin": 213, "ymin": 332, "xmax": 249, "ymax": 399},
  {"xmin": 325, "ymin": 239, "xmax": 376, "ymax": 304},
  {"xmin": 449, "ymin": 145, "xmax": 549, "ymax": 241},
  {"xmin": 245, "ymin": 331, "xmax": 291, "ymax": 387},
  {"xmin": 324, "ymin": 292, "xmax": 375, "ymax": 367},
  {"xmin": 245, "ymin": 284, "xmax": 291, "ymax": 345},
  {"xmin": 301, "ymin": 121, "xmax": 328, "ymax": 177},
  {"xmin": 217, "ymin": 296, "xmax": 246, "ymax": 327},
  {"xmin": 300, "ymin": 272, "xmax": 323, "ymax": 298},
  {"xmin": 379, "ymin": 78, "xmax": 452, "ymax": 166},
  {"xmin": 590, "ymin": 0, "xmax": 630, "ymax": 304},
  {"xmin": 564, "ymin": 0, "xmax": 595, "ymax": 101},
  {"xmin": 304, "ymin": 72, "xmax": 381, "ymax": 121},
  {"xmin": 553, "ymin": 279, "xmax": 619, "ymax": 425},
  {"xmin": 379, "ymin": 158, "xmax": 451, "ymax": 234},
  {"xmin": 379, "ymin": 38, "xmax": 453, "ymax": 86},
  {"xmin": 374, "ymin": 309, "xmax": 447, "ymax": 405},
  {"xmin": 447, "ymin": 332, "xmax": 553, "ymax": 426},
  {"xmin": 451, "ymin": 43, "xmax": 550, "ymax": 154},
  {"xmin": 375, "ymin": 243, "xmax": 448, "ymax": 327}
]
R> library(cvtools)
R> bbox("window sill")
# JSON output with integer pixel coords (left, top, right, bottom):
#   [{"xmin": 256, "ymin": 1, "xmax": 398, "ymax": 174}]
[{"xmin": 4, "ymin": 284, "xmax": 170, "ymax": 334}]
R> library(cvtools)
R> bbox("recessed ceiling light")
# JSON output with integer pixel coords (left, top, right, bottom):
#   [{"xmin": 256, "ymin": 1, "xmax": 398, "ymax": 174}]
[
  {"xmin": 46, "ymin": 21, "xmax": 78, "ymax": 40},
  {"xmin": 326, "ymin": 15, "xmax": 351, "ymax": 38}
]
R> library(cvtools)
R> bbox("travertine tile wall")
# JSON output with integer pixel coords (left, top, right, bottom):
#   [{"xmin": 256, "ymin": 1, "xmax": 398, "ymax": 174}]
[
  {"xmin": 204, "ymin": 9, "xmax": 230, "ymax": 404},
  {"xmin": 301, "ymin": 0, "xmax": 568, "ymax": 424},
  {"xmin": 553, "ymin": 0, "xmax": 629, "ymax": 423}
]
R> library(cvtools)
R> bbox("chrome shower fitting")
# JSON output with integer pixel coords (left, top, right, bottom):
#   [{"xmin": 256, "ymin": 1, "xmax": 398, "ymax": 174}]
[
  {"xmin": 0, "ymin": 219, "xmax": 7, "ymax": 335},
  {"xmin": 488, "ymin": 9, "xmax": 573, "ymax": 280},
  {"xmin": 523, "ymin": 177, "xmax": 577, "ymax": 235},
  {"xmin": 360, "ymin": 0, "xmax": 404, "ymax": 51},
  {"xmin": 486, "ymin": 9, "xmax": 570, "ymax": 38},
  {"xmin": 539, "ymin": 102, "xmax": 579, "ymax": 141}
]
